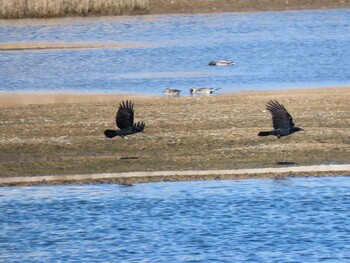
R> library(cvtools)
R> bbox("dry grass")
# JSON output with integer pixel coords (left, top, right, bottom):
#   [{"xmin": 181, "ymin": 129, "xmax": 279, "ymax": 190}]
[
  {"xmin": 0, "ymin": 87, "xmax": 349, "ymax": 179},
  {"xmin": 0, "ymin": 0, "xmax": 149, "ymax": 18}
]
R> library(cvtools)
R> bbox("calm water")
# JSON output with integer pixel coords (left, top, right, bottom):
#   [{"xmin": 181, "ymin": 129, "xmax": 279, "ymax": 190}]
[
  {"xmin": 1, "ymin": 176, "xmax": 350, "ymax": 262},
  {"xmin": 1, "ymin": 9, "xmax": 350, "ymax": 94}
]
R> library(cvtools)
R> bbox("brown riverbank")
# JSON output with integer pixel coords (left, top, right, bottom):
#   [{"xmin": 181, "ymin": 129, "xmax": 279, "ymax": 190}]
[
  {"xmin": 1, "ymin": 0, "xmax": 350, "ymax": 19},
  {"xmin": 1, "ymin": 166, "xmax": 349, "ymax": 187},
  {"xmin": 149, "ymin": 0, "xmax": 350, "ymax": 15},
  {"xmin": 0, "ymin": 42, "xmax": 155, "ymax": 52},
  {"xmin": 0, "ymin": 87, "xmax": 349, "ymax": 186}
]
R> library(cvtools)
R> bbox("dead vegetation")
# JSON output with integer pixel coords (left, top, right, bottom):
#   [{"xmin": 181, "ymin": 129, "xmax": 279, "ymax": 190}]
[
  {"xmin": 0, "ymin": 0, "xmax": 149, "ymax": 18},
  {"xmin": 0, "ymin": 87, "xmax": 349, "ymax": 179}
]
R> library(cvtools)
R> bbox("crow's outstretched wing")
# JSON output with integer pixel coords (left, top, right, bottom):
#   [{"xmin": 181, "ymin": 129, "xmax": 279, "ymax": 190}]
[
  {"xmin": 116, "ymin": 100, "xmax": 134, "ymax": 130},
  {"xmin": 133, "ymin": 121, "xmax": 145, "ymax": 132},
  {"xmin": 266, "ymin": 100, "xmax": 295, "ymax": 131}
]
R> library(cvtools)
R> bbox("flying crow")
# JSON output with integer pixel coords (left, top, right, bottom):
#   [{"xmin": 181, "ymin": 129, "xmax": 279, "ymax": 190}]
[
  {"xmin": 258, "ymin": 100, "xmax": 303, "ymax": 138},
  {"xmin": 104, "ymin": 100, "xmax": 145, "ymax": 138}
]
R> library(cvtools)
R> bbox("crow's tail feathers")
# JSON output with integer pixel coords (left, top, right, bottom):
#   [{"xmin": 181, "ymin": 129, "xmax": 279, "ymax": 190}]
[
  {"xmin": 133, "ymin": 121, "xmax": 145, "ymax": 133},
  {"xmin": 104, "ymin": 129, "xmax": 118, "ymax": 138},
  {"xmin": 258, "ymin": 131, "xmax": 273, "ymax": 137}
]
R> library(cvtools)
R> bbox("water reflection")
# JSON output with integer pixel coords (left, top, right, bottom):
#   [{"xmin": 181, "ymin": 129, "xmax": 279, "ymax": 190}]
[{"xmin": 1, "ymin": 176, "xmax": 350, "ymax": 262}]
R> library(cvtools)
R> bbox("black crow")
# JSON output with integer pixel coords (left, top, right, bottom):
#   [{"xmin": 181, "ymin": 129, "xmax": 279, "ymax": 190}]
[
  {"xmin": 258, "ymin": 100, "xmax": 303, "ymax": 138},
  {"xmin": 104, "ymin": 100, "xmax": 145, "ymax": 138}
]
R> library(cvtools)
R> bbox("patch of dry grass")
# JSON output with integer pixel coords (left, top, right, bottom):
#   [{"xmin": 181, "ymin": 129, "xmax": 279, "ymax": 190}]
[
  {"xmin": 0, "ymin": 0, "xmax": 149, "ymax": 18},
  {"xmin": 0, "ymin": 87, "xmax": 349, "ymax": 178}
]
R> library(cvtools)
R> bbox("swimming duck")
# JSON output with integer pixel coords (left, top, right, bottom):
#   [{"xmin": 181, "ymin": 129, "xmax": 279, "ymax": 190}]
[
  {"xmin": 164, "ymin": 88, "xmax": 181, "ymax": 96},
  {"xmin": 208, "ymin": 60, "xmax": 234, "ymax": 66},
  {"xmin": 189, "ymin": 87, "xmax": 221, "ymax": 95}
]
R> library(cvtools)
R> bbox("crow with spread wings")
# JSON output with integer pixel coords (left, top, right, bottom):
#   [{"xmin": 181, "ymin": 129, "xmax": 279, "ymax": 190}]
[
  {"xmin": 104, "ymin": 100, "xmax": 145, "ymax": 138},
  {"xmin": 258, "ymin": 100, "xmax": 303, "ymax": 138}
]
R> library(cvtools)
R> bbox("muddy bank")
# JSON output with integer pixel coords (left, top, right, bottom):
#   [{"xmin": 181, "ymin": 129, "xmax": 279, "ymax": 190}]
[
  {"xmin": 150, "ymin": 0, "xmax": 350, "ymax": 15},
  {"xmin": 1, "ymin": 165, "xmax": 349, "ymax": 187},
  {"xmin": 0, "ymin": 87, "xmax": 349, "ymax": 186},
  {"xmin": 0, "ymin": 42, "xmax": 155, "ymax": 52}
]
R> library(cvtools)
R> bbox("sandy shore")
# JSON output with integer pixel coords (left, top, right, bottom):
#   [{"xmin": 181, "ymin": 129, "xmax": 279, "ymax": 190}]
[
  {"xmin": 149, "ymin": 0, "xmax": 350, "ymax": 15},
  {"xmin": 0, "ymin": 92, "xmax": 151, "ymax": 107},
  {"xmin": 0, "ymin": 87, "xmax": 349, "ymax": 186},
  {"xmin": 1, "ymin": 165, "xmax": 349, "ymax": 187},
  {"xmin": 0, "ymin": 42, "xmax": 156, "ymax": 52}
]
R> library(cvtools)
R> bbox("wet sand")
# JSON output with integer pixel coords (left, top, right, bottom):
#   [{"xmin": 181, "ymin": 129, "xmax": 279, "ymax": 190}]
[
  {"xmin": 1, "ymin": 165, "xmax": 349, "ymax": 187},
  {"xmin": 0, "ymin": 87, "xmax": 349, "ymax": 186},
  {"xmin": 0, "ymin": 42, "xmax": 156, "ymax": 52}
]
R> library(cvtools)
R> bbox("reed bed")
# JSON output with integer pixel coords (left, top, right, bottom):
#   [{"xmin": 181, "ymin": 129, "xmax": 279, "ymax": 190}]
[{"xmin": 0, "ymin": 0, "xmax": 149, "ymax": 18}]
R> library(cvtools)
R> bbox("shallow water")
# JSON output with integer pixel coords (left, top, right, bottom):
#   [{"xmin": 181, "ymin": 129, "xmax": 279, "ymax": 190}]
[
  {"xmin": 1, "ymin": 176, "xmax": 350, "ymax": 262},
  {"xmin": 1, "ymin": 9, "xmax": 350, "ymax": 94}
]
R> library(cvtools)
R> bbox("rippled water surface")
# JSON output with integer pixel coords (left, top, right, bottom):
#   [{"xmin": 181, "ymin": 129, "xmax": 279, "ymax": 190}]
[
  {"xmin": 1, "ymin": 176, "xmax": 350, "ymax": 262},
  {"xmin": 1, "ymin": 9, "xmax": 350, "ymax": 94}
]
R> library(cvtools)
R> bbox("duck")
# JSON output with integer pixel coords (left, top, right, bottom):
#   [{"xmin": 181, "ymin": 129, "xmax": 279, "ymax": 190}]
[
  {"xmin": 164, "ymin": 88, "xmax": 181, "ymax": 96},
  {"xmin": 189, "ymin": 87, "xmax": 221, "ymax": 95},
  {"xmin": 208, "ymin": 60, "xmax": 234, "ymax": 66}
]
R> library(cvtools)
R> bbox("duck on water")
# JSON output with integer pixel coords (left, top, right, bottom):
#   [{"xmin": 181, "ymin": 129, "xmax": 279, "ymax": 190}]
[{"xmin": 208, "ymin": 60, "xmax": 234, "ymax": 66}]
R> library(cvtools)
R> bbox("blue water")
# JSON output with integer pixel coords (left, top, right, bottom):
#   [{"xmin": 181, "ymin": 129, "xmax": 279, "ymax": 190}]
[
  {"xmin": 1, "ymin": 9, "xmax": 350, "ymax": 94},
  {"xmin": 1, "ymin": 176, "xmax": 350, "ymax": 262}
]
